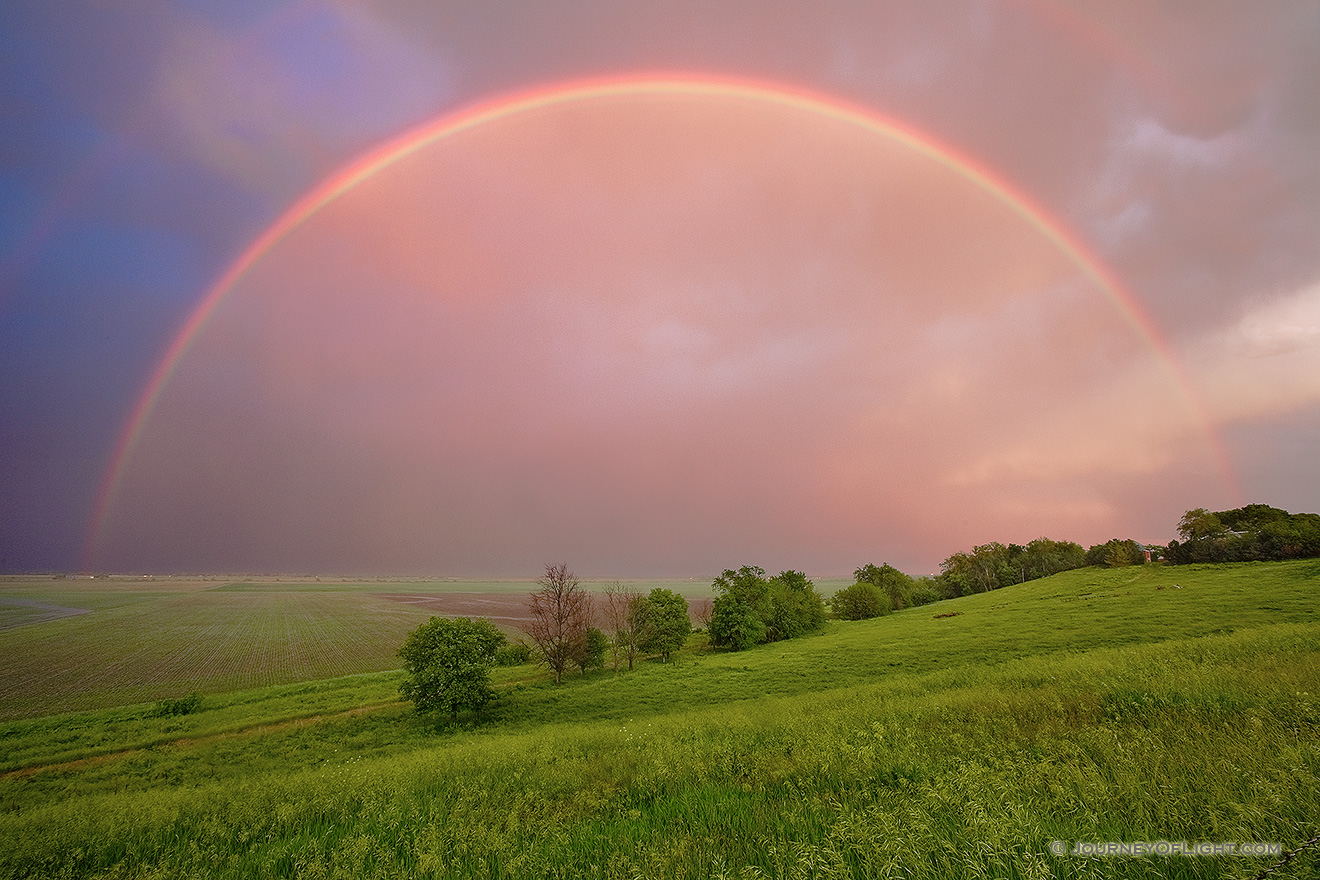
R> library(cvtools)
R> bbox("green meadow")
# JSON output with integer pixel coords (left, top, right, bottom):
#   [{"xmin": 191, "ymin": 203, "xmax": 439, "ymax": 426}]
[{"xmin": 1, "ymin": 561, "xmax": 1317, "ymax": 878}]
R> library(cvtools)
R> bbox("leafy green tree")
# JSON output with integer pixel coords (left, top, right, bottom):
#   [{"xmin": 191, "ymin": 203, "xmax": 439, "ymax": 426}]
[
  {"xmin": 708, "ymin": 596, "xmax": 766, "ymax": 650},
  {"xmin": 766, "ymin": 570, "xmax": 826, "ymax": 640},
  {"xmin": 576, "ymin": 626, "xmax": 608, "ymax": 673},
  {"xmin": 829, "ymin": 581, "xmax": 890, "ymax": 620},
  {"xmin": 398, "ymin": 616, "xmax": 505, "ymax": 718},
  {"xmin": 495, "ymin": 640, "xmax": 532, "ymax": 666},
  {"xmin": 1022, "ymin": 538, "xmax": 1086, "ymax": 580},
  {"xmin": 1258, "ymin": 513, "xmax": 1320, "ymax": 559},
  {"xmin": 853, "ymin": 563, "xmax": 915, "ymax": 609},
  {"xmin": 635, "ymin": 588, "xmax": 691, "ymax": 662},
  {"xmin": 707, "ymin": 566, "xmax": 823, "ymax": 649},
  {"xmin": 1169, "ymin": 505, "xmax": 1320, "ymax": 563},
  {"xmin": 1178, "ymin": 508, "xmax": 1225, "ymax": 542},
  {"xmin": 712, "ymin": 566, "xmax": 772, "ymax": 614},
  {"xmin": 909, "ymin": 577, "xmax": 942, "ymax": 607},
  {"xmin": 940, "ymin": 552, "xmax": 981, "ymax": 597},
  {"xmin": 939, "ymin": 538, "xmax": 1085, "ymax": 594},
  {"xmin": 1085, "ymin": 538, "xmax": 1146, "ymax": 567},
  {"xmin": 1105, "ymin": 542, "xmax": 1133, "ymax": 567},
  {"xmin": 938, "ymin": 545, "xmax": 1006, "ymax": 596}
]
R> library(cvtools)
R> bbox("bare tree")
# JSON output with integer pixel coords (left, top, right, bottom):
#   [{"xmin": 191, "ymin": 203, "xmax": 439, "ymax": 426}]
[
  {"xmin": 602, "ymin": 582, "xmax": 643, "ymax": 671},
  {"xmin": 524, "ymin": 563, "xmax": 592, "ymax": 684},
  {"xmin": 690, "ymin": 596, "xmax": 713, "ymax": 631}
]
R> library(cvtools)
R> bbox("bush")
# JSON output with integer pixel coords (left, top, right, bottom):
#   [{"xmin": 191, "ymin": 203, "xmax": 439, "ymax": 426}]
[
  {"xmin": 829, "ymin": 582, "xmax": 891, "ymax": 620},
  {"xmin": 708, "ymin": 597, "xmax": 766, "ymax": 651},
  {"xmin": 707, "ymin": 566, "xmax": 825, "ymax": 650},
  {"xmin": 495, "ymin": 641, "xmax": 532, "ymax": 666},
  {"xmin": 399, "ymin": 616, "xmax": 505, "ymax": 717},
  {"xmin": 909, "ymin": 578, "xmax": 941, "ymax": 607},
  {"xmin": 635, "ymin": 589, "xmax": 691, "ymax": 663},
  {"xmin": 576, "ymin": 627, "xmax": 608, "ymax": 673},
  {"xmin": 151, "ymin": 693, "xmax": 202, "ymax": 717}
]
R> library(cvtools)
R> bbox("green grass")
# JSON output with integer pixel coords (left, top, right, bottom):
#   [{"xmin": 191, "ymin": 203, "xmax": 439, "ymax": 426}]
[
  {"xmin": 0, "ymin": 561, "xmax": 1317, "ymax": 878},
  {"xmin": 0, "ymin": 586, "xmax": 427, "ymax": 719},
  {"xmin": 0, "ymin": 576, "xmax": 730, "ymax": 719}
]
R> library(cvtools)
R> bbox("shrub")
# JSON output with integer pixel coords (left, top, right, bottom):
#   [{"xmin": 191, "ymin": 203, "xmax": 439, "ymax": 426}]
[
  {"xmin": 151, "ymin": 693, "xmax": 202, "ymax": 718},
  {"xmin": 707, "ymin": 566, "xmax": 825, "ymax": 650},
  {"xmin": 829, "ymin": 582, "xmax": 891, "ymax": 620},
  {"xmin": 576, "ymin": 627, "xmax": 608, "ymax": 673},
  {"xmin": 635, "ymin": 589, "xmax": 691, "ymax": 663},
  {"xmin": 398, "ymin": 616, "xmax": 505, "ymax": 717},
  {"xmin": 708, "ymin": 596, "xmax": 766, "ymax": 651},
  {"xmin": 909, "ymin": 577, "xmax": 941, "ymax": 607},
  {"xmin": 495, "ymin": 641, "xmax": 532, "ymax": 666}
]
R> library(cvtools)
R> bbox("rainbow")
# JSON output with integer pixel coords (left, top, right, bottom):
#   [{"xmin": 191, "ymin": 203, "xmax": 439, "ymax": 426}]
[{"xmin": 85, "ymin": 73, "xmax": 1241, "ymax": 564}]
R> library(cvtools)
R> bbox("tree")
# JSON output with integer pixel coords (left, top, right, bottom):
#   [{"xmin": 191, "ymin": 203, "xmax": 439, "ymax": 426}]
[
  {"xmin": 635, "ymin": 588, "xmax": 691, "ymax": 662},
  {"xmin": 1084, "ymin": 538, "xmax": 1145, "ymax": 567},
  {"xmin": 1021, "ymin": 538, "xmax": 1086, "ymax": 580},
  {"xmin": 1178, "ymin": 508, "xmax": 1225, "ymax": 542},
  {"xmin": 602, "ymin": 582, "xmax": 643, "ymax": 671},
  {"xmin": 708, "ymin": 595, "xmax": 765, "ymax": 650},
  {"xmin": 708, "ymin": 565, "xmax": 772, "ymax": 650},
  {"xmin": 524, "ymin": 562, "xmax": 592, "ymax": 684},
  {"xmin": 398, "ymin": 616, "xmax": 505, "ymax": 718},
  {"xmin": 1169, "ymin": 504, "xmax": 1320, "ymax": 563},
  {"xmin": 829, "ymin": 581, "xmax": 890, "ymax": 620},
  {"xmin": 706, "ymin": 566, "xmax": 823, "ymax": 649},
  {"xmin": 853, "ymin": 563, "xmax": 915, "ymax": 610},
  {"xmin": 909, "ymin": 576, "xmax": 942, "ymax": 607},
  {"xmin": 576, "ymin": 626, "xmax": 608, "ymax": 673},
  {"xmin": 938, "ymin": 543, "xmax": 1015, "ymax": 595},
  {"xmin": 495, "ymin": 640, "xmax": 532, "ymax": 666},
  {"xmin": 766, "ymin": 570, "xmax": 826, "ymax": 640}
]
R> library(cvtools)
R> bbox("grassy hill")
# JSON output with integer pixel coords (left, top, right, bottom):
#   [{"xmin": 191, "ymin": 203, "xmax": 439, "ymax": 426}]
[{"xmin": 1, "ymin": 561, "xmax": 1317, "ymax": 878}]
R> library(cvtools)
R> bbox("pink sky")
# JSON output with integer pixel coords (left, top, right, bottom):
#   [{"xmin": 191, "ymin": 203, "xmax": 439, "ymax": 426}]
[
  {"xmin": 96, "ymin": 85, "xmax": 1245, "ymax": 576},
  {"xmin": 9, "ymin": 2, "xmax": 1315, "ymax": 577}
]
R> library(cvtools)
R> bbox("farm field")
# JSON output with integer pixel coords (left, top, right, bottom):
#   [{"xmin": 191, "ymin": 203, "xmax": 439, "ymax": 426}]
[
  {"xmin": 0, "ymin": 574, "xmax": 796, "ymax": 720},
  {"xmin": 0, "ymin": 560, "xmax": 1317, "ymax": 878}
]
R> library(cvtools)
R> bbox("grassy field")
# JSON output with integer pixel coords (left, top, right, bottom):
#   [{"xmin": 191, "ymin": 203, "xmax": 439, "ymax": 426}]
[
  {"xmin": 0, "ymin": 575, "xmax": 748, "ymax": 720},
  {"xmin": 0, "ymin": 561, "xmax": 1317, "ymax": 878}
]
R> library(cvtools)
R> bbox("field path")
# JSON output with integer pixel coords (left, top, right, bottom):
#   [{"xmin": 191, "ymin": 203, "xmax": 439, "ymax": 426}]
[{"xmin": 0, "ymin": 701, "xmax": 400, "ymax": 780}]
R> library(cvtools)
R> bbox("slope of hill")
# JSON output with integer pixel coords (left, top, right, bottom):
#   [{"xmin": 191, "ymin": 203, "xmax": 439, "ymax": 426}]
[{"xmin": 2, "ymin": 561, "xmax": 1317, "ymax": 879}]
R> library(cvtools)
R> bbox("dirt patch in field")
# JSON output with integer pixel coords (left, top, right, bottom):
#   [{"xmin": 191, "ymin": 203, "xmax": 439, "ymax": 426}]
[{"xmin": 375, "ymin": 592, "xmax": 534, "ymax": 629}]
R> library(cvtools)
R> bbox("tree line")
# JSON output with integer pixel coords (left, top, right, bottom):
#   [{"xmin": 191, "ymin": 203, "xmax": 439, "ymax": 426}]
[
  {"xmin": 830, "ymin": 503, "xmax": 1319, "ymax": 619},
  {"xmin": 1167, "ymin": 504, "xmax": 1320, "ymax": 563},
  {"xmin": 523, "ymin": 562, "xmax": 695, "ymax": 683},
  {"xmin": 398, "ymin": 503, "xmax": 1319, "ymax": 715},
  {"xmin": 397, "ymin": 563, "xmax": 698, "ymax": 716}
]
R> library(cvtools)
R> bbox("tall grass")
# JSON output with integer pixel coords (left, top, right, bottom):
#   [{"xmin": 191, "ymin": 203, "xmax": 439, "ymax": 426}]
[{"xmin": 1, "ymin": 562, "xmax": 1317, "ymax": 878}]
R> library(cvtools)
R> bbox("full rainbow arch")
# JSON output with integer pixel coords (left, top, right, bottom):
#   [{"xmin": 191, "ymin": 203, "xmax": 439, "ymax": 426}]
[{"xmin": 85, "ymin": 73, "xmax": 1241, "ymax": 565}]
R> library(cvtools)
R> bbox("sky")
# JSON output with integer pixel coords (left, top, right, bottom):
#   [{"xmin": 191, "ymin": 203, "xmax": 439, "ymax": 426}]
[{"xmin": 3, "ymin": 1, "xmax": 1319, "ymax": 578}]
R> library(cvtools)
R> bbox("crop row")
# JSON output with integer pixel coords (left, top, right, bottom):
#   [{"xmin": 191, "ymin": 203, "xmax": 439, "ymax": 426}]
[{"xmin": 0, "ymin": 589, "xmax": 443, "ymax": 719}]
